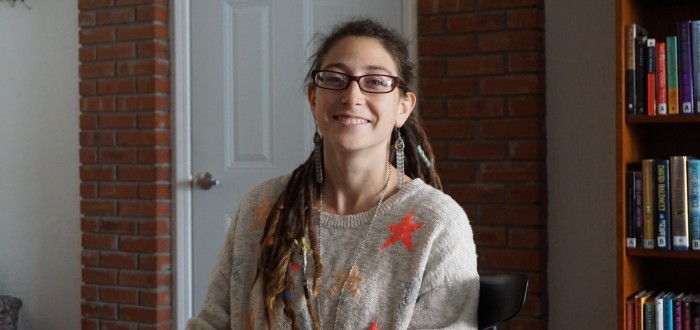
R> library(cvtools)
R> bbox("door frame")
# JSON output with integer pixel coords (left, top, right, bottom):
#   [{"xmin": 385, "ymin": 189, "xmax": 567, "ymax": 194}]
[{"xmin": 171, "ymin": 1, "xmax": 417, "ymax": 328}]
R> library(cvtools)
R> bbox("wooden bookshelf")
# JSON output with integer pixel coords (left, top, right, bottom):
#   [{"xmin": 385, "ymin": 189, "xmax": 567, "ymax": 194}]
[{"xmin": 616, "ymin": 0, "xmax": 700, "ymax": 329}]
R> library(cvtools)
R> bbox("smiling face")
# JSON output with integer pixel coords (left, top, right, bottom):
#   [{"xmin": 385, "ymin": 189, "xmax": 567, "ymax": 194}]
[{"xmin": 308, "ymin": 36, "xmax": 416, "ymax": 156}]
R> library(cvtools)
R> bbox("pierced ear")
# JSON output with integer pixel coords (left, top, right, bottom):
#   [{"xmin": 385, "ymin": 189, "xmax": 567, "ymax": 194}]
[{"xmin": 396, "ymin": 91, "xmax": 416, "ymax": 126}]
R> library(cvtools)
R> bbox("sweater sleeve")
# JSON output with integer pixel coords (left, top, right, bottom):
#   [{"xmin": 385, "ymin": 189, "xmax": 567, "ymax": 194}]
[
  {"xmin": 186, "ymin": 206, "xmax": 242, "ymax": 330},
  {"xmin": 408, "ymin": 205, "xmax": 479, "ymax": 330}
]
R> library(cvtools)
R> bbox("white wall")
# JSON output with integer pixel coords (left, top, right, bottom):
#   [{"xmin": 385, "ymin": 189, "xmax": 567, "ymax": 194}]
[
  {"xmin": 546, "ymin": 0, "xmax": 617, "ymax": 328},
  {"xmin": 0, "ymin": 2, "xmax": 80, "ymax": 329}
]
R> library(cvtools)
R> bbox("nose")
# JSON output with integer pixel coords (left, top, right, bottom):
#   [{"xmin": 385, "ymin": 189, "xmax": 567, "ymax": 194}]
[{"xmin": 341, "ymin": 79, "xmax": 365, "ymax": 104}]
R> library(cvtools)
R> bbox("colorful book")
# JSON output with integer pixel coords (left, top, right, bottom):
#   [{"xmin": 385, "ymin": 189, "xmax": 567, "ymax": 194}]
[
  {"xmin": 642, "ymin": 159, "xmax": 656, "ymax": 249},
  {"xmin": 662, "ymin": 292, "xmax": 676, "ymax": 330},
  {"xmin": 627, "ymin": 295, "xmax": 636, "ymax": 330},
  {"xmin": 688, "ymin": 159, "xmax": 700, "ymax": 250},
  {"xmin": 677, "ymin": 21, "xmax": 694, "ymax": 114},
  {"xmin": 667, "ymin": 36, "xmax": 680, "ymax": 115},
  {"xmin": 692, "ymin": 21, "xmax": 700, "ymax": 113},
  {"xmin": 627, "ymin": 171, "xmax": 643, "ymax": 248},
  {"xmin": 656, "ymin": 41, "xmax": 668, "ymax": 115},
  {"xmin": 670, "ymin": 156, "xmax": 691, "ymax": 250},
  {"xmin": 656, "ymin": 291, "xmax": 667, "ymax": 330},
  {"xmin": 647, "ymin": 38, "xmax": 657, "ymax": 116},
  {"xmin": 674, "ymin": 293, "xmax": 686, "ymax": 330},
  {"xmin": 637, "ymin": 290, "xmax": 654, "ymax": 330},
  {"xmin": 626, "ymin": 24, "xmax": 648, "ymax": 114},
  {"xmin": 637, "ymin": 33, "xmax": 650, "ymax": 115},
  {"xmin": 645, "ymin": 296, "xmax": 656, "ymax": 330},
  {"xmin": 653, "ymin": 159, "xmax": 671, "ymax": 249}
]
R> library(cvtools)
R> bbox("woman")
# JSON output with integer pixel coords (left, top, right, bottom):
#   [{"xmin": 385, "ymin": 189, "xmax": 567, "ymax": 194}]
[{"xmin": 188, "ymin": 18, "xmax": 479, "ymax": 330}]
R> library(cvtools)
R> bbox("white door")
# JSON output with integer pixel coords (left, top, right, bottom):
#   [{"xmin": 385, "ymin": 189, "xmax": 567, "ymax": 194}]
[{"xmin": 189, "ymin": 0, "xmax": 414, "ymax": 317}]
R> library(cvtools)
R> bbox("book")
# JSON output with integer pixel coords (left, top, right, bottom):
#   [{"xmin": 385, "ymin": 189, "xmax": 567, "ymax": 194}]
[
  {"xmin": 643, "ymin": 159, "xmax": 656, "ymax": 249},
  {"xmin": 627, "ymin": 171, "xmax": 643, "ymax": 248},
  {"xmin": 654, "ymin": 159, "xmax": 671, "ymax": 249},
  {"xmin": 647, "ymin": 38, "xmax": 657, "ymax": 116},
  {"xmin": 692, "ymin": 21, "xmax": 700, "ymax": 113},
  {"xmin": 657, "ymin": 41, "xmax": 668, "ymax": 115},
  {"xmin": 637, "ymin": 290, "xmax": 653, "ymax": 330},
  {"xmin": 671, "ymin": 156, "xmax": 693, "ymax": 250},
  {"xmin": 688, "ymin": 159, "xmax": 700, "ymax": 250},
  {"xmin": 683, "ymin": 294, "xmax": 694, "ymax": 330},
  {"xmin": 665, "ymin": 292, "xmax": 676, "ymax": 330},
  {"xmin": 637, "ymin": 32, "xmax": 650, "ymax": 115},
  {"xmin": 667, "ymin": 36, "xmax": 680, "ymax": 115},
  {"xmin": 627, "ymin": 24, "xmax": 648, "ymax": 115},
  {"xmin": 657, "ymin": 291, "xmax": 668, "ymax": 330},
  {"xmin": 691, "ymin": 295, "xmax": 700, "ymax": 330},
  {"xmin": 628, "ymin": 295, "xmax": 637, "ymax": 330},
  {"xmin": 675, "ymin": 293, "xmax": 686, "ymax": 330},
  {"xmin": 645, "ymin": 296, "xmax": 656, "ymax": 330},
  {"xmin": 677, "ymin": 21, "xmax": 694, "ymax": 114}
]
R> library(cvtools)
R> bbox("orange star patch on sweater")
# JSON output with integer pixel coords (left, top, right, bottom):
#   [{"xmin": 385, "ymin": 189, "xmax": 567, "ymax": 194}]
[{"xmin": 380, "ymin": 211, "xmax": 422, "ymax": 252}]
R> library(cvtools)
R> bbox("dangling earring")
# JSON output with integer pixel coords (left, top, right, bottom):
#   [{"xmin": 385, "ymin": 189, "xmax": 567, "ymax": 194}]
[
  {"xmin": 314, "ymin": 129, "xmax": 323, "ymax": 184},
  {"xmin": 395, "ymin": 127, "xmax": 405, "ymax": 189}
]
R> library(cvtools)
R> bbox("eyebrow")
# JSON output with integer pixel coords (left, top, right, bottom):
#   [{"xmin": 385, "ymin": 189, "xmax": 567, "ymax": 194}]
[{"xmin": 322, "ymin": 63, "xmax": 394, "ymax": 75}]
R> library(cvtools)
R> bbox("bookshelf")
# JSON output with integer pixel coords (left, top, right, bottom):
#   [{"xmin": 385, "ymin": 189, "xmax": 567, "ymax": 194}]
[{"xmin": 616, "ymin": 0, "xmax": 700, "ymax": 329}]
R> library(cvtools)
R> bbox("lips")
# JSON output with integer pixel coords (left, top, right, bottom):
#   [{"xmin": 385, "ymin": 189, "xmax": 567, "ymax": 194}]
[{"xmin": 334, "ymin": 115, "xmax": 371, "ymax": 125}]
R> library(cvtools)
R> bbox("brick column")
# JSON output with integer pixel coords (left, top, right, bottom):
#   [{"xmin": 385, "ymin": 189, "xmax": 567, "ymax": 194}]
[
  {"xmin": 78, "ymin": 0, "xmax": 172, "ymax": 328},
  {"xmin": 418, "ymin": 1, "xmax": 547, "ymax": 329}
]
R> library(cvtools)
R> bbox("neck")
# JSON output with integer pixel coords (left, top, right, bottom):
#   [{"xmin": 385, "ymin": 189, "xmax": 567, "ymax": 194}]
[{"xmin": 320, "ymin": 148, "xmax": 394, "ymax": 215}]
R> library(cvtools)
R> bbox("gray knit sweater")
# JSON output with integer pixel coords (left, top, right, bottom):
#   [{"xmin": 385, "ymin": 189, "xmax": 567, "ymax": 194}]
[{"xmin": 187, "ymin": 175, "xmax": 479, "ymax": 330}]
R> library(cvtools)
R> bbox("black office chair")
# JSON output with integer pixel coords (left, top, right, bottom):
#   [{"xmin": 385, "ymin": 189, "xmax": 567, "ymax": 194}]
[{"xmin": 478, "ymin": 273, "xmax": 528, "ymax": 330}]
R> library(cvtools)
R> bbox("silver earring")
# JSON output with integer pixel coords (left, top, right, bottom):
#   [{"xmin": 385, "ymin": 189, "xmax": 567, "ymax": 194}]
[
  {"xmin": 314, "ymin": 130, "xmax": 323, "ymax": 184},
  {"xmin": 395, "ymin": 127, "xmax": 405, "ymax": 189}
]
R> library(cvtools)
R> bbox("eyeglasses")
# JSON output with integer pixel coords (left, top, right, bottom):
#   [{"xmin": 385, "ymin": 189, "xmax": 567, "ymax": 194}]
[{"xmin": 311, "ymin": 70, "xmax": 405, "ymax": 94}]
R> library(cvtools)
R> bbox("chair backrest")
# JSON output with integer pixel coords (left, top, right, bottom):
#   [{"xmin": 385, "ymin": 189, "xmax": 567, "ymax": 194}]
[{"xmin": 477, "ymin": 273, "xmax": 528, "ymax": 330}]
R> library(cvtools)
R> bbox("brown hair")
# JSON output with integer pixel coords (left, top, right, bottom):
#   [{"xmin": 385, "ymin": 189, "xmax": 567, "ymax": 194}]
[{"xmin": 255, "ymin": 17, "xmax": 441, "ymax": 329}]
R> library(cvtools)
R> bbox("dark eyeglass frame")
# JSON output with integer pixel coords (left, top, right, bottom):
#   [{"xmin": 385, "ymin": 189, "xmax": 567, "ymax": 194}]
[{"xmin": 311, "ymin": 70, "xmax": 407, "ymax": 94}]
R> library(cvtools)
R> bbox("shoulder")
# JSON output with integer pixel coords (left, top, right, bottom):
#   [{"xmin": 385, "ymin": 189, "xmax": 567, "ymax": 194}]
[
  {"xmin": 240, "ymin": 175, "xmax": 289, "ymax": 208},
  {"xmin": 402, "ymin": 179, "xmax": 469, "ymax": 229}
]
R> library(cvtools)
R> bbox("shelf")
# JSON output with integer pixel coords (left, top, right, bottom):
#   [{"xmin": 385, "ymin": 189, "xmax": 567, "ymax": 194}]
[
  {"xmin": 627, "ymin": 248, "xmax": 700, "ymax": 259},
  {"xmin": 626, "ymin": 114, "xmax": 700, "ymax": 124}
]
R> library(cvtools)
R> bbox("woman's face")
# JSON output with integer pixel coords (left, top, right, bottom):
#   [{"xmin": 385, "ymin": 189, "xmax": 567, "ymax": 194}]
[{"xmin": 308, "ymin": 36, "xmax": 415, "ymax": 155}]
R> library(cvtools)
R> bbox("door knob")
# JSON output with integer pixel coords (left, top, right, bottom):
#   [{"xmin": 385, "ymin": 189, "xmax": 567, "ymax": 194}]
[{"xmin": 194, "ymin": 172, "xmax": 221, "ymax": 190}]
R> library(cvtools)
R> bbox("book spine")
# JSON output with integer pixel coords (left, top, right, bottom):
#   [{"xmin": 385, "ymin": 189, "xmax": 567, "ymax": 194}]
[
  {"xmin": 647, "ymin": 38, "xmax": 657, "ymax": 115},
  {"xmin": 671, "ymin": 156, "xmax": 690, "ymax": 250},
  {"xmin": 692, "ymin": 21, "xmax": 700, "ymax": 114},
  {"xmin": 627, "ymin": 296, "xmax": 636, "ymax": 330},
  {"xmin": 657, "ymin": 41, "xmax": 668, "ymax": 115},
  {"xmin": 678, "ymin": 21, "xmax": 694, "ymax": 114},
  {"xmin": 627, "ymin": 171, "xmax": 638, "ymax": 247},
  {"xmin": 667, "ymin": 36, "xmax": 680, "ymax": 115},
  {"xmin": 658, "ymin": 292, "xmax": 667, "ymax": 330},
  {"xmin": 689, "ymin": 159, "xmax": 700, "ymax": 250},
  {"xmin": 676, "ymin": 295, "xmax": 684, "ymax": 330},
  {"xmin": 684, "ymin": 296, "xmax": 692, "ymax": 330},
  {"xmin": 637, "ymin": 34, "xmax": 649, "ymax": 115},
  {"xmin": 643, "ymin": 159, "xmax": 656, "ymax": 249},
  {"xmin": 646, "ymin": 298, "xmax": 656, "ymax": 330},
  {"xmin": 627, "ymin": 24, "xmax": 639, "ymax": 115},
  {"xmin": 654, "ymin": 159, "xmax": 671, "ymax": 249},
  {"xmin": 691, "ymin": 297, "xmax": 699, "ymax": 330},
  {"xmin": 635, "ymin": 171, "xmax": 644, "ymax": 247},
  {"xmin": 666, "ymin": 293, "xmax": 676, "ymax": 330}
]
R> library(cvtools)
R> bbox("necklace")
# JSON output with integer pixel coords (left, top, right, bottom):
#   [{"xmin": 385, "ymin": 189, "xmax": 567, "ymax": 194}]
[{"xmin": 313, "ymin": 164, "xmax": 392, "ymax": 330}]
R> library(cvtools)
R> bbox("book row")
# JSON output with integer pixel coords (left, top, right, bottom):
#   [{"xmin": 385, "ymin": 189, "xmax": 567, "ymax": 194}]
[
  {"xmin": 625, "ymin": 21, "xmax": 700, "ymax": 116},
  {"xmin": 626, "ymin": 290, "xmax": 700, "ymax": 330},
  {"xmin": 626, "ymin": 156, "xmax": 700, "ymax": 250}
]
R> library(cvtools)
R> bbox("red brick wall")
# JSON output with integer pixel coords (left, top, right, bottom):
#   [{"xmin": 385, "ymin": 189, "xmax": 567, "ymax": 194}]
[
  {"xmin": 78, "ymin": 0, "xmax": 172, "ymax": 328},
  {"xmin": 418, "ymin": 1, "xmax": 547, "ymax": 329}
]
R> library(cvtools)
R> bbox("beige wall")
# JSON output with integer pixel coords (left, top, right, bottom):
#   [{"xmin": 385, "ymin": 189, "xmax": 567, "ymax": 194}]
[
  {"xmin": 546, "ymin": 0, "xmax": 617, "ymax": 328},
  {"xmin": 0, "ymin": 2, "xmax": 80, "ymax": 329}
]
